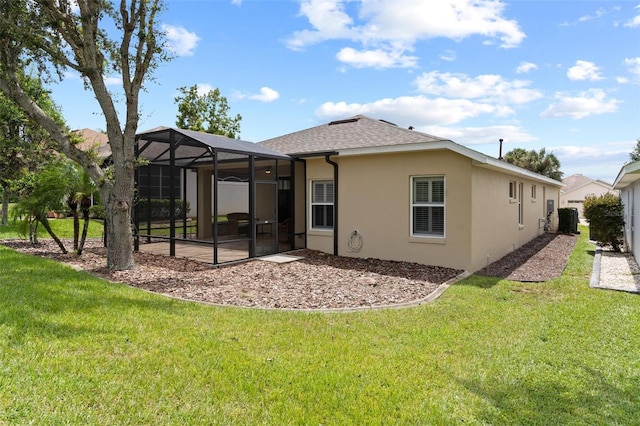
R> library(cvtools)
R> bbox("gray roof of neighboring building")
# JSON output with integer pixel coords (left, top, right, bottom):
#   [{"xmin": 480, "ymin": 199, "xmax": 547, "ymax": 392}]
[
  {"xmin": 562, "ymin": 173, "xmax": 613, "ymax": 194},
  {"xmin": 259, "ymin": 115, "xmax": 448, "ymax": 155}
]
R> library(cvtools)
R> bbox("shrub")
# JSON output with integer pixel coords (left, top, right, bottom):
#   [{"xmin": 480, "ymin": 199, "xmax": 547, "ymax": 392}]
[
  {"xmin": 89, "ymin": 204, "xmax": 105, "ymax": 219},
  {"xmin": 583, "ymin": 193, "xmax": 624, "ymax": 251}
]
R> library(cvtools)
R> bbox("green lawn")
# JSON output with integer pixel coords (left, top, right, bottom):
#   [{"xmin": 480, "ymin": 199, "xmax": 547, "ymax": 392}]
[
  {"xmin": 0, "ymin": 217, "xmax": 104, "ymax": 240},
  {"xmin": 0, "ymin": 228, "xmax": 639, "ymax": 424}
]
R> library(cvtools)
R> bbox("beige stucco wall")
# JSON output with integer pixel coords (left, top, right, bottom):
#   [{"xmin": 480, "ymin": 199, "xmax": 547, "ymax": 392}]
[
  {"xmin": 305, "ymin": 150, "xmax": 474, "ymax": 270},
  {"xmin": 470, "ymin": 167, "xmax": 560, "ymax": 272},
  {"xmin": 303, "ymin": 150, "xmax": 561, "ymax": 273},
  {"xmin": 560, "ymin": 182, "xmax": 617, "ymax": 220}
]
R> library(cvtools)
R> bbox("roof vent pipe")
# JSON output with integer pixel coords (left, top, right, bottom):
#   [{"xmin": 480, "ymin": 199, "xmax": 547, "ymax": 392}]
[{"xmin": 498, "ymin": 139, "xmax": 504, "ymax": 160}]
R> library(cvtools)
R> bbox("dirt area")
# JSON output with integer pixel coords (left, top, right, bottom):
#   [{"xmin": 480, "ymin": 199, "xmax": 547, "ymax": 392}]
[{"xmin": 1, "ymin": 232, "xmax": 578, "ymax": 309}]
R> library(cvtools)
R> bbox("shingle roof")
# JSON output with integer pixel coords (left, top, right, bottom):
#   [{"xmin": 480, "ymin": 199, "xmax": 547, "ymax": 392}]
[
  {"xmin": 259, "ymin": 115, "xmax": 448, "ymax": 155},
  {"xmin": 73, "ymin": 128, "xmax": 111, "ymax": 158},
  {"xmin": 562, "ymin": 173, "xmax": 613, "ymax": 193}
]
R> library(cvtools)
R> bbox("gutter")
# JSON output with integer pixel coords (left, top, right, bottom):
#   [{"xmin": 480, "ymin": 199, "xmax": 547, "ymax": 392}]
[{"xmin": 325, "ymin": 154, "xmax": 339, "ymax": 256}]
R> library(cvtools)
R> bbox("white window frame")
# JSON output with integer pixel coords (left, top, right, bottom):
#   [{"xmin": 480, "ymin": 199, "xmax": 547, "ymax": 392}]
[
  {"xmin": 531, "ymin": 184, "xmax": 537, "ymax": 200},
  {"xmin": 310, "ymin": 180, "xmax": 334, "ymax": 231},
  {"xmin": 509, "ymin": 180, "xmax": 517, "ymax": 200},
  {"xmin": 410, "ymin": 176, "xmax": 445, "ymax": 238},
  {"xmin": 518, "ymin": 182, "xmax": 524, "ymax": 225}
]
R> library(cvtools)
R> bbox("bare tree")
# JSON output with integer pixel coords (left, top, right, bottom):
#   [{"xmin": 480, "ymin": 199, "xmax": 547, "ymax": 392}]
[{"xmin": 0, "ymin": 0, "xmax": 168, "ymax": 270}]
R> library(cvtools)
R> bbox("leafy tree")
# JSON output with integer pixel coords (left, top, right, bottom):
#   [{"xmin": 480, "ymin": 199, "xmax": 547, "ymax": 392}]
[
  {"xmin": 12, "ymin": 160, "xmax": 73, "ymax": 252},
  {"xmin": 0, "ymin": 0, "xmax": 168, "ymax": 270},
  {"xmin": 503, "ymin": 147, "xmax": 563, "ymax": 181},
  {"xmin": 0, "ymin": 74, "xmax": 59, "ymax": 225},
  {"xmin": 65, "ymin": 161, "xmax": 97, "ymax": 255},
  {"xmin": 628, "ymin": 138, "xmax": 640, "ymax": 163},
  {"xmin": 175, "ymin": 85, "xmax": 242, "ymax": 138}
]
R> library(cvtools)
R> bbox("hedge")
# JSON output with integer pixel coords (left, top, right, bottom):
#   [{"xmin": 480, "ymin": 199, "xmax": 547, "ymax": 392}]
[{"xmin": 583, "ymin": 193, "xmax": 624, "ymax": 251}]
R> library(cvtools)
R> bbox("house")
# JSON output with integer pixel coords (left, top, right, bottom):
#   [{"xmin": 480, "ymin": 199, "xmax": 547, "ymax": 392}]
[
  {"xmin": 72, "ymin": 128, "xmax": 112, "ymax": 159},
  {"xmin": 259, "ymin": 115, "xmax": 563, "ymax": 272},
  {"xmin": 560, "ymin": 173, "xmax": 617, "ymax": 222},
  {"xmin": 613, "ymin": 162, "xmax": 640, "ymax": 260},
  {"xmin": 133, "ymin": 115, "xmax": 563, "ymax": 272}
]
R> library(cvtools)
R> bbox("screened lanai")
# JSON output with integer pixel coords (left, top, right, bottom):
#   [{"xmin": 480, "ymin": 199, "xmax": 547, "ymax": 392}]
[{"xmin": 133, "ymin": 127, "xmax": 304, "ymax": 265}]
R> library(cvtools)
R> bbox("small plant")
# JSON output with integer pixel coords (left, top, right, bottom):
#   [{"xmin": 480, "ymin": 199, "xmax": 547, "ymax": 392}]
[{"xmin": 583, "ymin": 193, "xmax": 624, "ymax": 251}]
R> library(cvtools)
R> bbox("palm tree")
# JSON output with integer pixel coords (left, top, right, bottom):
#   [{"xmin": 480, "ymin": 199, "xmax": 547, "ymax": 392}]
[{"xmin": 503, "ymin": 148, "xmax": 563, "ymax": 181}]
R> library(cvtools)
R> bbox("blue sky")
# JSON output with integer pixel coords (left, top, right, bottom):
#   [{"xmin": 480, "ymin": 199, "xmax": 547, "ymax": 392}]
[{"xmin": 53, "ymin": 0, "xmax": 640, "ymax": 183}]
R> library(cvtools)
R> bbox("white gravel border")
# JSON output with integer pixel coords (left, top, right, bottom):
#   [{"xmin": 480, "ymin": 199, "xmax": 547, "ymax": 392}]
[{"xmin": 591, "ymin": 247, "xmax": 640, "ymax": 294}]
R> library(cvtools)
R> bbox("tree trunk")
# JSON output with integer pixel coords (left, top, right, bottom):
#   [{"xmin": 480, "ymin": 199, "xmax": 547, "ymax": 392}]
[
  {"xmin": 1, "ymin": 189, "xmax": 9, "ymax": 226},
  {"xmin": 101, "ymin": 159, "xmax": 135, "ymax": 270},
  {"xmin": 68, "ymin": 198, "xmax": 79, "ymax": 251},
  {"xmin": 77, "ymin": 197, "xmax": 91, "ymax": 256},
  {"xmin": 39, "ymin": 216, "xmax": 67, "ymax": 254}
]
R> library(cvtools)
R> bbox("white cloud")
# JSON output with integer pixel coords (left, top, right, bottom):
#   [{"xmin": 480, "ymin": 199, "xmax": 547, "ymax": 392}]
[
  {"xmin": 414, "ymin": 71, "xmax": 543, "ymax": 104},
  {"xmin": 567, "ymin": 60, "xmax": 603, "ymax": 81},
  {"xmin": 578, "ymin": 9, "xmax": 605, "ymax": 22},
  {"xmin": 248, "ymin": 87, "xmax": 280, "ymax": 102},
  {"xmin": 315, "ymin": 95, "xmax": 508, "ymax": 126},
  {"xmin": 235, "ymin": 87, "xmax": 280, "ymax": 103},
  {"xmin": 195, "ymin": 84, "xmax": 214, "ymax": 96},
  {"xmin": 516, "ymin": 61, "xmax": 538, "ymax": 74},
  {"xmin": 439, "ymin": 50, "xmax": 456, "ymax": 62},
  {"xmin": 421, "ymin": 124, "xmax": 537, "ymax": 146},
  {"xmin": 286, "ymin": 0, "xmax": 525, "ymax": 69},
  {"xmin": 104, "ymin": 76, "xmax": 121, "ymax": 86},
  {"xmin": 336, "ymin": 47, "xmax": 418, "ymax": 69},
  {"xmin": 624, "ymin": 57, "xmax": 640, "ymax": 80},
  {"xmin": 540, "ymin": 89, "xmax": 619, "ymax": 119},
  {"xmin": 624, "ymin": 5, "xmax": 640, "ymax": 27},
  {"xmin": 162, "ymin": 24, "xmax": 200, "ymax": 57}
]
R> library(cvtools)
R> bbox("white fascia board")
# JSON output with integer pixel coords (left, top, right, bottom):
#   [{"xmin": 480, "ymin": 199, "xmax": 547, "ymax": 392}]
[
  {"xmin": 613, "ymin": 161, "xmax": 640, "ymax": 189},
  {"xmin": 338, "ymin": 141, "xmax": 564, "ymax": 187}
]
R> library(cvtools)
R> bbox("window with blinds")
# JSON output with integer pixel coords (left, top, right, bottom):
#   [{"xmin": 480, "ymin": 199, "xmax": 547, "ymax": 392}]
[
  {"xmin": 311, "ymin": 180, "xmax": 334, "ymax": 230},
  {"xmin": 411, "ymin": 176, "xmax": 445, "ymax": 237}
]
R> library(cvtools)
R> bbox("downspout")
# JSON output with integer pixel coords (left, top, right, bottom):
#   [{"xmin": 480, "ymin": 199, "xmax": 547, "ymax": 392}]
[{"xmin": 325, "ymin": 155, "xmax": 338, "ymax": 256}]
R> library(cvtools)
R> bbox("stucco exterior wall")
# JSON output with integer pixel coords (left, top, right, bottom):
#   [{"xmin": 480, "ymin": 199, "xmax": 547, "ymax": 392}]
[
  {"xmin": 303, "ymin": 150, "xmax": 561, "ymax": 272},
  {"xmin": 470, "ymin": 167, "xmax": 560, "ymax": 272},
  {"xmin": 560, "ymin": 182, "xmax": 617, "ymax": 220},
  {"xmin": 620, "ymin": 183, "xmax": 640, "ymax": 259},
  {"xmin": 304, "ymin": 150, "xmax": 474, "ymax": 271}
]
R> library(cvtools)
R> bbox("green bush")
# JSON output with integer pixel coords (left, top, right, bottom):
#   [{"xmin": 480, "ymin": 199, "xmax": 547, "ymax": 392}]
[
  {"xmin": 89, "ymin": 204, "xmax": 105, "ymax": 219},
  {"xmin": 583, "ymin": 193, "xmax": 624, "ymax": 251},
  {"xmin": 135, "ymin": 199, "xmax": 190, "ymax": 222}
]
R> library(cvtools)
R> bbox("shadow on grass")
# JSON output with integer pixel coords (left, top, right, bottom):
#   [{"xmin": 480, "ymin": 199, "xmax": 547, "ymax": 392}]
[
  {"xmin": 0, "ymin": 247, "xmax": 181, "ymax": 341},
  {"xmin": 453, "ymin": 363, "xmax": 639, "ymax": 424}
]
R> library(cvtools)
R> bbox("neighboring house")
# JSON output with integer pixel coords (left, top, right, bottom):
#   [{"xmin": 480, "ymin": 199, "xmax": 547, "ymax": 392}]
[
  {"xmin": 613, "ymin": 162, "xmax": 640, "ymax": 260},
  {"xmin": 73, "ymin": 128, "xmax": 112, "ymax": 159},
  {"xmin": 258, "ymin": 115, "xmax": 563, "ymax": 272},
  {"xmin": 560, "ymin": 173, "xmax": 617, "ymax": 222},
  {"xmin": 133, "ymin": 115, "xmax": 563, "ymax": 272}
]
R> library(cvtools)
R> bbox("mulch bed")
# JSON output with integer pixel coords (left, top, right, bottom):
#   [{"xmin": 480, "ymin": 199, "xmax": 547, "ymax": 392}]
[{"xmin": 475, "ymin": 232, "xmax": 578, "ymax": 282}]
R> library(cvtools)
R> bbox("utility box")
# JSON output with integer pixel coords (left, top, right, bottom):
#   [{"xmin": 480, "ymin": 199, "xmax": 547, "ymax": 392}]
[{"xmin": 546, "ymin": 199, "xmax": 555, "ymax": 216}]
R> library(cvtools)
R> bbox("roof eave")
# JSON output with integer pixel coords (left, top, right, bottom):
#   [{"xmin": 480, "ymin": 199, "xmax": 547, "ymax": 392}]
[
  {"xmin": 337, "ymin": 141, "xmax": 564, "ymax": 187},
  {"xmin": 613, "ymin": 161, "xmax": 640, "ymax": 189}
]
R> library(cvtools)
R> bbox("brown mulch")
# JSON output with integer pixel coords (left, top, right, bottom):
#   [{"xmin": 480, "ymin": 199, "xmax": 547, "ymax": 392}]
[
  {"xmin": 475, "ymin": 232, "xmax": 578, "ymax": 282},
  {"xmin": 1, "ymin": 232, "xmax": 578, "ymax": 309}
]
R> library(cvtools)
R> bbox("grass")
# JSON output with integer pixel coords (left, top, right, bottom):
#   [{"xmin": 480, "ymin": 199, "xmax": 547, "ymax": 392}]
[
  {"xmin": 1, "ymin": 227, "xmax": 639, "ymax": 424},
  {"xmin": 0, "ymin": 217, "xmax": 104, "ymax": 240}
]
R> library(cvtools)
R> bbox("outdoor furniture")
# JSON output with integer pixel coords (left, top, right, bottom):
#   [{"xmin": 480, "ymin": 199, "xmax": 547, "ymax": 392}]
[{"xmin": 226, "ymin": 212, "xmax": 249, "ymax": 236}]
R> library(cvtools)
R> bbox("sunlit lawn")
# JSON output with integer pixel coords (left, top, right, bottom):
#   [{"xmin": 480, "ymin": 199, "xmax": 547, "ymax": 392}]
[
  {"xmin": 0, "ymin": 227, "xmax": 639, "ymax": 424},
  {"xmin": 0, "ymin": 216, "xmax": 104, "ymax": 240}
]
